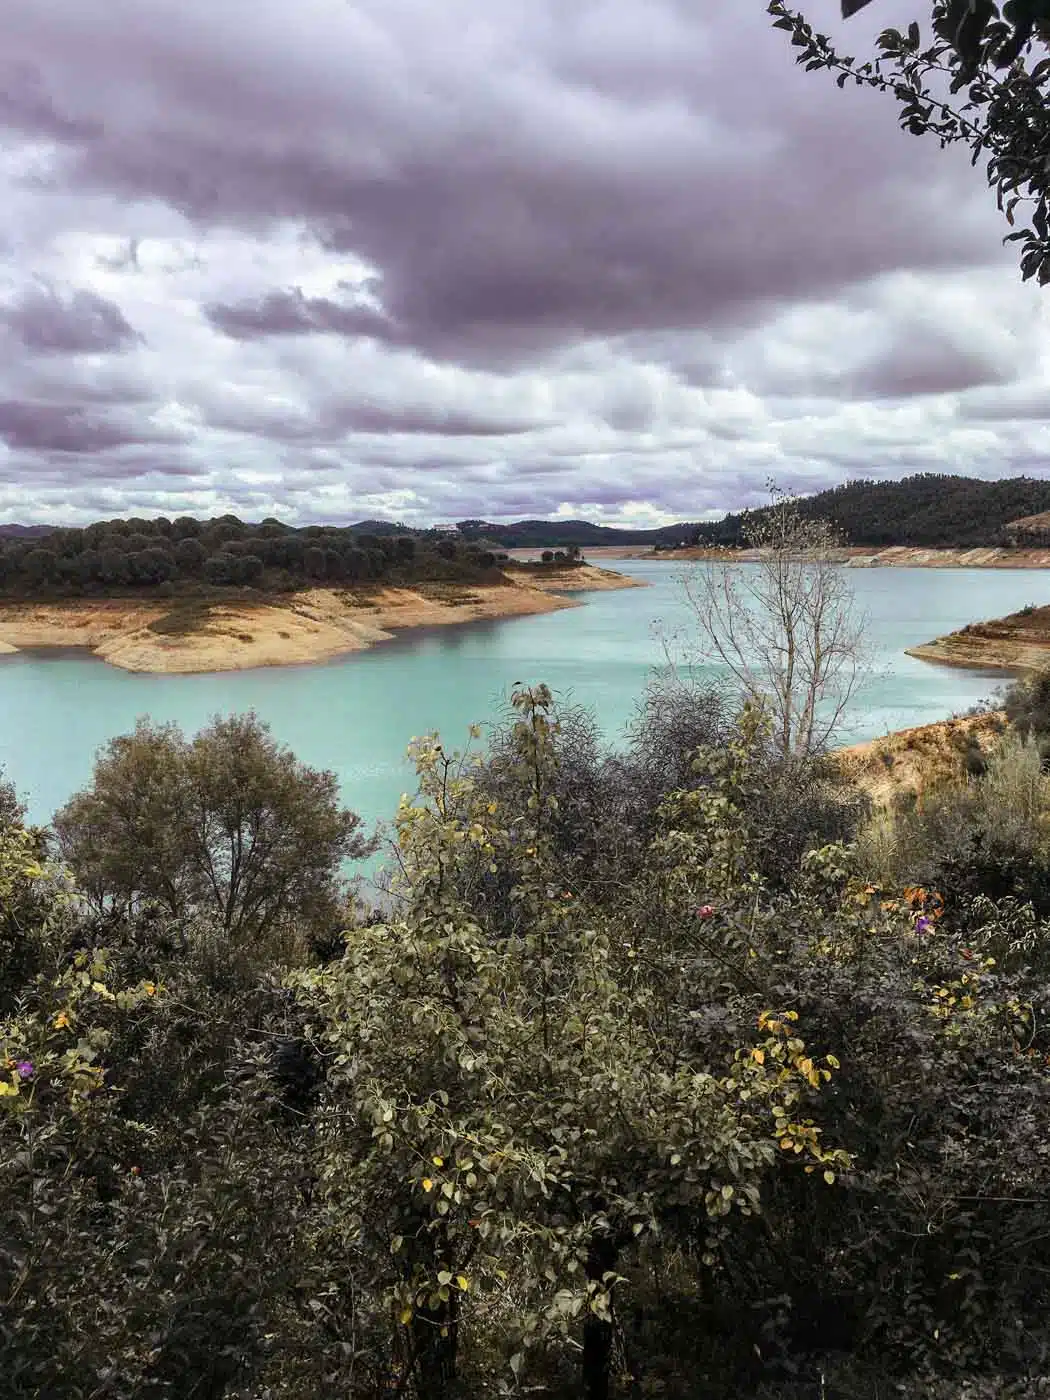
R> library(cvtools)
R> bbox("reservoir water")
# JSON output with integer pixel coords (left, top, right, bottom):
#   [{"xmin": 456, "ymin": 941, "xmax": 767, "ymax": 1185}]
[{"xmin": 1, "ymin": 560, "xmax": 1046, "ymax": 884}]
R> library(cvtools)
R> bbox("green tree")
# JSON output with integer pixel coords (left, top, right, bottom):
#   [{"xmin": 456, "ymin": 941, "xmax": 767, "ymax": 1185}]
[
  {"xmin": 292, "ymin": 687, "xmax": 848, "ymax": 1398},
  {"xmin": 770, "ymin": 0, "xmax": 1050, "ymax": 285},
  {"xmin": 54, "ymin": 713, "xmax": 374, "ymax": 944}
]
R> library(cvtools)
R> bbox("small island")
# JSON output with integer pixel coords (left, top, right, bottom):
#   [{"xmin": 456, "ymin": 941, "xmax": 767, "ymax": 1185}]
[{"xmin": 0, "ymin": 517, "xmax": 641, "ymax": 674}]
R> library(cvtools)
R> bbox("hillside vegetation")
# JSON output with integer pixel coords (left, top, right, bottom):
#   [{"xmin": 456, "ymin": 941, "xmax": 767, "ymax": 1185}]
[
  {"xmin": 8, "ymin": 477, "xmax": 1050, "ymax": 562},
  {"xmin": 5, "ymin": 674, "xmax": 1050, "ymax": 1398},
  {"xmin": 0, "ymin": 514, "xmax": 519, "ymax": 600},
  {"xmin": 691, "ymin": 474, "xmax": 1050, "ymax": 549}
]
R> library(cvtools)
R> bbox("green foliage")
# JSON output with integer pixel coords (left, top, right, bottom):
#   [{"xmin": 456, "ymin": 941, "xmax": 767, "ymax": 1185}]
[
  {"xmin": 0, "ymin": 516, "xmax": 512, "ymax": 602},
  {"xmin": 291, "ymin": 686, "xmax": 849, "ymax": 1396},
  {"xmin": 1004, "ymin": 664, "xmax": 1050, "ymax": 744},
  {"xmin": 695, "ymin": 472, "xmax": 1050, "ymax": 549},
  {"xmin": 771, "ymin": 1, "xmax": 1050, "ymax": 288},
  {"xmin": 4, "ymin": 686, "xmax": 1050, "ymax": 1396},
  {"xmin": 855, "ymin": 730, "xmax": 1050, "ymax": 917},
  {"xmin": 54, "ymin": 712, "xmax": 375, "ymax": 944}
]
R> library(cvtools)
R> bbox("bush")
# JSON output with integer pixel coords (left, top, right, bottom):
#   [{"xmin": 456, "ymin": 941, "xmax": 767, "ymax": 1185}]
[{"xmin": 54, "ymin": 713, "xmax": 375, "ymax": 945}]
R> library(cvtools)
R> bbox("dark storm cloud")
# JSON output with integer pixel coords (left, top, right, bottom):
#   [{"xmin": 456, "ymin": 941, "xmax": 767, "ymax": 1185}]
[
  {"xmin": 203, "ymin": 288, "xmax": 398, "ymax": 343},
  {"xmin": 0, "ymin": 0, "xmax": 1041, "ymax": 525},
  {"xmin": 2, "ymin": 283, "xmax": 141, "ymax": 355},
  {"xmin": 202, "ymin": 392, "xmax": 543, "ymax": 440},
  {"xmin": 849, "ymin": 336, "xmax": 1012, "ymax": 399},
  {"xmin": 1, "ymin": 1, "xmax": 1005, "ymax": 365},
  {"xmin": 0, "ymin": 401, "xmax": 185, "ymax": 455},
  {"xmin": 0, "ymin": 58, "xmax": 102, "ymax": 144}
]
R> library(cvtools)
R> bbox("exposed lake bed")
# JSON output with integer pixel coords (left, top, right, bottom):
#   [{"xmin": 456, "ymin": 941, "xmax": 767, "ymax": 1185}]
[{"xmin": 0, "ymin": 563, "xmax": 640, "ymax": 673}]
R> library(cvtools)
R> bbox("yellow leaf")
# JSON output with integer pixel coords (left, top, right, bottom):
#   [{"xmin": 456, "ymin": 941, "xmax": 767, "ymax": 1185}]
[
  {"xmin": 399, "ymin": 1307, "xmax": 413, "ymax": 1325},
  {"xmin": 826, "ymin": 1054, "xmax": 840, "ymax": 1069},
  {"xmin": 432, "ymin": 1156, "xmax": 444, "ymax": 1166},
  {"xmin": 456, "ymin": 1275, "xmax": 470, "ymax": 1291},
  {"xmin": 422, "ymin": 1178, "xmax": 434, "ymax": 1192},
  {"xmin": 752, "ymin": 1048, "xmax": 765, "ymax": 1065},
  {"xmin": 53, "ymin": 1011, "xmax": 70, "ymax": 1030},
  {"xmin": 823, "ymin": 1170, "xmax": 836, "ymax": 1184}
]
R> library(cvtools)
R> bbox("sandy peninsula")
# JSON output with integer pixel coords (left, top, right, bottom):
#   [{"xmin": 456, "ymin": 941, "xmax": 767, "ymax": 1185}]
[
  {"xmin": 0, "ymin": 565, "xmax": 641, "ymax": 675},
  {"xmin": 906, "ymin": 602, "xmax": 1050, "ymax": 674}
]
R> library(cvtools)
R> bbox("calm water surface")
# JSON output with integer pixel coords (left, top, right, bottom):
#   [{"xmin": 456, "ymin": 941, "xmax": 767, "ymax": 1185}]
[{"xmin": 1, "ymin": 561, "xmax": 1046, "ymax": 883}]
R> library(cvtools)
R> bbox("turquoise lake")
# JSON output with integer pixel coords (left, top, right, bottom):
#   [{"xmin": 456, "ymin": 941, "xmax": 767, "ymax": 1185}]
[{"xmin": 1, "ymin": 560, "xmax": 1047, "ymax": 889}]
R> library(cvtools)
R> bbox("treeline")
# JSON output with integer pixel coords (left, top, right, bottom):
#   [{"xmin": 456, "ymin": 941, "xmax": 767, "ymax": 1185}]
[
  {"xmin": 692, "ymin": 473, "xmax": 1050, "ymax": 549},
  {"xmin": 5, "ymin": 678, "xmax": 1050, "ymax": 1397},
  {"xmin": 8, "ymin": 474, "xmax": 1050, "ymax": 588},
  {"xmin": 0, "ymin": 514, "xmax": 513, "ymax": 598},
  {"xmin": 455, "ymin": 517, "xmax": 690, "ymax": 547}
]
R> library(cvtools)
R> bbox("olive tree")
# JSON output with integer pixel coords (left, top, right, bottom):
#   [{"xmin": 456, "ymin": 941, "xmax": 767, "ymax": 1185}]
[
  {"xmin": 54, "ymin": 712, "xmax": 374, "ymax": 942},
  {"xmin": 677, "ymin": 488, "xmax": 867, "ymax": 756}
]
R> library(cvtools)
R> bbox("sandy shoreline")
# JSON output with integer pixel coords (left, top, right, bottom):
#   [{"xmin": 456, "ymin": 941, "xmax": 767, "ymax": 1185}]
[{"xmin": 0, "ymin": 565, "xmax": 642, "ymax": 675}]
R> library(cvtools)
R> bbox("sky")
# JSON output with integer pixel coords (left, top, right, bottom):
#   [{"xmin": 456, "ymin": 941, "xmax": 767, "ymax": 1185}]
[{"xmin": 1, "ymin": 0, "xmax": 1048, "ymax": 530}]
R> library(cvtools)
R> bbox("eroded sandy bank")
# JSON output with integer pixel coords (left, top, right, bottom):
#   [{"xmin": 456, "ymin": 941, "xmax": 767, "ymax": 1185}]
[
  {"xmin": 906, "ymin": 602, "xmax": 1050, "ymax": 674},
  {"xmin": 834, "ymin": 711, "xmax": 1006, "ymax": 807},
  {"xmin": 0, "ymin": 565, "xmax": 641, "ymax": 675}
]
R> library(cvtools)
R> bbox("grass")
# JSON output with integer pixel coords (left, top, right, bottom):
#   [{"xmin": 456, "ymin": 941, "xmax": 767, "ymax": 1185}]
[
  {"xmin": 334, "ymin": 589, "xmax": 381, "ymax": 610},
  {"xmin": 146, "ymin": 601, "xmax": 220, "ymax": 636},
  {"xmin": 412, "ymin": 582, "xmax": 485, "ymax": 605}
]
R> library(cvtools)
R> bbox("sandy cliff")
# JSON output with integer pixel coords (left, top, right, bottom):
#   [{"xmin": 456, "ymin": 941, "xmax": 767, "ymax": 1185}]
[
  {"xmin": 0, "ymin": 565, "xmax": 641, "ymax": 675},
  {"xmin": 834, "ymin": 711, "xmax": 1006, "ymax": 807}
]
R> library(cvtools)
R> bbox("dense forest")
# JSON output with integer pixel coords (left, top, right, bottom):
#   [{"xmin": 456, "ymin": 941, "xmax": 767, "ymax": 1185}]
[
  {"xmin": 4, "ymin": 668, "xmax": 1050, "ymax": 1398},
  {"xmin": 7, "ymin": 475, "xmax": 1050, "ymax": 564},
  {"xmin": 0, "ymin": 514, "xmax": 533, "ymax": 599},
  {"xmin": 690, "ymin": 474, "xmax": 1050, "ymax": 549}
]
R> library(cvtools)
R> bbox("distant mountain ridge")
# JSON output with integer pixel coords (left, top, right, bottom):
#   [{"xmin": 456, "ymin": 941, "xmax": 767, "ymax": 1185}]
[
  {"xmin": 7, "ymin": 474, "xmax": 1050, "ymax": 548},
  {"xmin": 0, "ymin": 523, "xmax": 55, "ymax": 538},
  {"xmin": 453, "ymin": 518, "xmax": 691, "ymax": 546}
]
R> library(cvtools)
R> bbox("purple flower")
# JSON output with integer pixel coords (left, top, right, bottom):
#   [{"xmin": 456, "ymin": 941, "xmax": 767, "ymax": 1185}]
[
  {"xmin": 915, "ymin": 916, "xmax": 932, "ymax": 934},
  {"xmin": 15, "ymin": 1061, "xmax": 33, "ymax": 1080}
]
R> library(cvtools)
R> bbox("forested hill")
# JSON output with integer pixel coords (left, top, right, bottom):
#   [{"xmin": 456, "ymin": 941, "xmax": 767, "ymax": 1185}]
[
  {"xmin": 6, "ymin": 475, "xmax": 1050, "ymax": 560},
  {"xmin": 0, "ymin": 516, "xmax": 520, "ymax": 598},
  {"xmin": 693, "ymin": 474, "xmax": 1050, "ymax": 549},
  {"xmin": 454, "ymin": 518, "xmax": 688, "ymax": 546}
]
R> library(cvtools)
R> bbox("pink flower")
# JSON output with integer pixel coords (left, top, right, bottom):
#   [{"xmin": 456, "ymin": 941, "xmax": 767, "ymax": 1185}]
[{"xmin": 697, "ymin": 905, "xmax": 716, "ymax": 921}]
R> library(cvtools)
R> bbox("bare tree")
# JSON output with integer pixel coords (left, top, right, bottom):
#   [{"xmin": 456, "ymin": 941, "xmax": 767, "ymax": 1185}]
[{"xmin": 677, "ymin": 486, "xmax": 868, "ymax": 756}]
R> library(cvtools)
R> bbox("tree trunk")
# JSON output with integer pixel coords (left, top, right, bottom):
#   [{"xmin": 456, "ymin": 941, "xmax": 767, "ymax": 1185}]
[{"xmin": 582, "ymin": 1233, "xmax": 618, "ymax": 1400}]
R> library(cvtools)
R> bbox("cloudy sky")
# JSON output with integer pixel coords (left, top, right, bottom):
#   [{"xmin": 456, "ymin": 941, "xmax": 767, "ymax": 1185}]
[{"xmin": 1, "ymin": 0, "xmax": 1047, "ymax": 528}]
